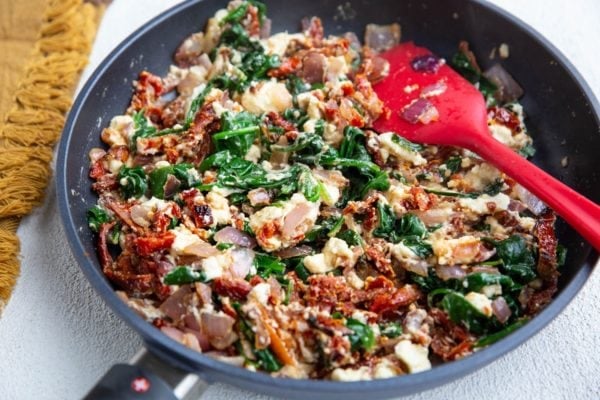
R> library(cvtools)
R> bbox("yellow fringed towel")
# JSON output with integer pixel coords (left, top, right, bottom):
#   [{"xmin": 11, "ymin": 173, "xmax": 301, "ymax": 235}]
[{"xmin": 0, "ymin": 0, "xmax": 110, "ymax": 312}]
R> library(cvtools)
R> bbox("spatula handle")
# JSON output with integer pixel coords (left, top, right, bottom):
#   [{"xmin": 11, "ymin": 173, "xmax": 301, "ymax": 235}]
[{"xmin": 471, "ymin": 135, "xmax": 600, "ymax": 251}]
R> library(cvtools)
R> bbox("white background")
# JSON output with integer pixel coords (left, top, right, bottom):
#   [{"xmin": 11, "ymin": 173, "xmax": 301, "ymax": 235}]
[{"xmin": 0, "ymin": 0, "xmax": 599, "ymax": 399}]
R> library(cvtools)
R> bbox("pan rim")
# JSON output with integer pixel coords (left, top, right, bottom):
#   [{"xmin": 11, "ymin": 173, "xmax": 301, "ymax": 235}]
[{"xmin": 56, "ymin": 0, "xmax": 600, "ymax": 396}]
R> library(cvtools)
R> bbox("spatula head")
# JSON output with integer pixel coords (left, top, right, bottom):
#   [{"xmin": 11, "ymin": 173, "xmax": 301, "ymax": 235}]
[{"xmin": 373, "ymin": 42, "xmax": 489, "ymax": 149}]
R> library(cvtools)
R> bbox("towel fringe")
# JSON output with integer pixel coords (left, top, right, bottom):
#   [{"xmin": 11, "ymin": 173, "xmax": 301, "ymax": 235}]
[{"xmin": 0, "ymin": 0, "xmax": 106, "ymax": 311}]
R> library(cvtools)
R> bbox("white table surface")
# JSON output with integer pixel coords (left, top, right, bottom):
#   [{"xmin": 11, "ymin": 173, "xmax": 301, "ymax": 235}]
[{"xmin": 0, "ymin": 0, "xmax": 599, "ymax": 399}]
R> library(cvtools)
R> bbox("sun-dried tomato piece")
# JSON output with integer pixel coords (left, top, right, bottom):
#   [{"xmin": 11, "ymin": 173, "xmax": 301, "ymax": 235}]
[
  {"xmin": 369, "ymin": 284, "xmax": 421, "ymax": 314},
  {"xmin": 135, "ymin": 232, "xmax": 175, "ymax": 257},
  {"xmin": 213, "ymin": 277, "xmax": 252, "ymax": 301}
]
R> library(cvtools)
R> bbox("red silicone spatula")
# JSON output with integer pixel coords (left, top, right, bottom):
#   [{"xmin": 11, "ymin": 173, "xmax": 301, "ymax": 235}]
[{"xmin": 372, "ymin": 42, "xmax": 600, "ymax": 251}]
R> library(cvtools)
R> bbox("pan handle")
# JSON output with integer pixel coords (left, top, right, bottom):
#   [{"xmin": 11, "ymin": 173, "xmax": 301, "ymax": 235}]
[{"xmin": 83, "ymin": 349, "xmax": 209, "ymax": 400}]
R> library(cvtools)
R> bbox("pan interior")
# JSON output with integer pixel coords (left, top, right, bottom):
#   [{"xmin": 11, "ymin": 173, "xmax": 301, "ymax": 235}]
[{"xmin": 57, "ymin": 0, "xmax": 599, "ymax": 398}]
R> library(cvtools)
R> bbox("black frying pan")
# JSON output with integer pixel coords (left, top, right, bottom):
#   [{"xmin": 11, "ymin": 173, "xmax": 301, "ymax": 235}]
[{"xmin": 56, "ymin": 0, "xmax": 600, "ymax": 399}]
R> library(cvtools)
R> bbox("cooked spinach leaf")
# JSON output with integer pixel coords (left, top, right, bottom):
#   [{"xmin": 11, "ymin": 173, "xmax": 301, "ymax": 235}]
[
  {"xmin": 474, "ymin": 319, "xmax": 528, "ymax": 347},
  {"xmin": 254, "ymin": 253, "xmax": 286, "ymax": 279},
  {"xmin": 87, "ymin": 205, "xmax": 111, "ymax": 232},
  {"xmin": 118, "ymin": 166, "xmax": 147, "ymax": 198},
  {"xmin": 489, "ymin": 235, "xmax": 537, "ymax": 283},
  {"xmin": 149, "ymin": 163, "xmax": 198, "ymax": 199},
  {"xmin": 163, "ymin": 266, "xmax": 207, "ymax": 285},
  {"xmin": 346, "ymin": 318, "xmax": 375, "ymax": 352}
]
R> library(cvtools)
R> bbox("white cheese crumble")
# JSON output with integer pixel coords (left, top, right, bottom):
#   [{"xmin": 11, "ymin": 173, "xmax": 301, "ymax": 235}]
[
  {"xmin": 170, "ymin": 226, "xmax": 204, "ymax": 256},
  {"xmin": 303, "ymin": 237, "xmax": 355, "ymax": 274},
  {"xmin": 458, "ymin": 193, "xmax": 510, "ymax": 214},
  {"xmin": 465, "ymin": 292, "xmax": 493, "ymax": 317},
  {"xmin": 248, "ymin": 282, "xmax": 271, "ymax": 305},
  {"xmin": 377, "ymin": 132, "xmax": 427, "ymax": 166},
  {"xmin": 394, "ymin": 340, "xmax": 432, "ymax": 373},
  {"xmin": 241, "ymin": 79, "xmax": 293, "ymax": 114},
  {"xmin": 206, "ymin": 190, "xmax": 231, "ymax": 226},
  {"xmin": 260, "ymin": 32, "xmax": 305, "ymax": 56},
  {"xmin": 201, "ymin": 252, "xmax": 232, "ymax": 281},
  {"xmin": 330, "ymin": 366, "xmax": 372, "ymax": 381},
  {"xmin": 102, "ymin": 115, "xmax": 134, "ymax": 146}
]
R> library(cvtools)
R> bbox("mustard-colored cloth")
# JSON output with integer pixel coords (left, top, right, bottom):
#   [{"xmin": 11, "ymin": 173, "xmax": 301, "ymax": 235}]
[{"xmin": 0, "ymin": 0, "xmax": 107, "ymax": 311}]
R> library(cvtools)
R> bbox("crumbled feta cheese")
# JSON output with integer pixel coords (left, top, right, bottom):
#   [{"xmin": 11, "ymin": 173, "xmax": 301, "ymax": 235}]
[
  {"xmin": 249, "ymin": 283, "xmax": 271, "ymax": 305},
  {"xmin": 102, "ymin": 115, "xmax": 134, "ymax": 146},
  {"xmin": 303, "ymin": 253, "xmax": 329, "ymax": 274},
  {"xmin": 323, "ymin": 122, "xmax": 343, "ymax": 146},
  {"xmin": 241, "ymin": 80, "xmax": 293, "ymax": 114},
  {"xmin": 499, "ymin": 43, "xmax": 510, "ymax": 59},
  {"xmin": 261, "ymin": 32, "xmax": 305, "ymax": 56},
  {"xmin": 201, "ymin": 253, "xmax": 230, "ymax": 281},
  {"xmin": 244, "ymin": 144, "xmax": 261, "ymax": 163},
  {"xmin": 394, "ymin": 340, "xmax": 431, "ymax": 373},
  {"xmin": 373, "ymin": 359, "xmax": 399, "ymax": 379},
  {"xmin": 465, "ymin": 292, "xmax": 493, "ymax": 317},
  {"xmin": 296, "ymin": 91, "xmax": 323, "ymax": 120},
  {"xmin": 325, "ymin": 55, "xmax": 349, "ymax": 82},
  {"xmin": 385, "ymin": 181, "xmax": 412, "ymax": 214},
  {"xmin": 432, "ymin": 235, "xmax": 483, "ymax": 265},
  {"xmin": 377, "ymin": 132, "xmax": 427, "ymax": 166},
  {"xmin": 304, "ymin": 237, "xmax": 355, "ymax": 274},
  {"xmin": 518, "ymin": 215, "xmax": 536, "ymax": 232},
  {"xmin": 489, "ymin": 123, "xmax": 514, "ymax": 146},
  {"xmin": 460, "ymin": 163, "xmax": 501, "ymax": 191},
  {"xmin": 206, "ymin": 190, "xmax": 231, "ymax": 226},
  {"xmin": 481, "ymin": 284, "xmax": 502, "ymax": 298},
  {"xmin": 171, "ymin": 226, "xmax": 204, "ymax": 255},
  {"xmin": 458, "ymin": 193, "xmax": 510, "ymax": 214},
  {"xmin": 345, "ymin": 270, "xmax": 365, "ymax": 290},
  {"xmin": 330, "ymin": 366, "xmax": 372, "ymax": 381},
  {"xmin": 108, "ymin": 159, "xmax": 123, "ymax": 175}
]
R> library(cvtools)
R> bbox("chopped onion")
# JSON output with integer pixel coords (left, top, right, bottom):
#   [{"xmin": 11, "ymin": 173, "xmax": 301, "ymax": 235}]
[
  {"xmin": 403, "ymin": 260, "xmax": 429, "ymax": 277},
  {"xmin": 248, "ymin": 188, "xmax": 272, "ymax": 207},
  {"xmin": 88, "ymin": 148, "xmax": 106, "ymax": 163},
  {"xmin": 161, "ymin": 326, "xmax": 184, "ymax": 342},
  {"xmin": 411, "ymin": 54, "xmax": 445, "ymax": 74},
  {"xmin": 421, "ymin": 81, "xmax": 448, "ymax": 97},
  {"xmin": 259, "ymin": 17, "xmax": 272, "ymax": 39},
  {"xmin": 183, "ymin": 241, "xmax": 219, "ymax": 258},
  {"xmin": 471, "ymin": 266, "xmax": 500, "ymax": 275},
  {"xmin": 401, "ymin": 98, "xmax": 439, "ymax": 125},
  {"xmin": 515, "ymin": 184, "xmax": 546, "ymax": 215},
  {"xmin": 282, "ymin": 202, "xmax": 312, "ymax": 238},
  {"xmin": 160, "ymin": 285, "xmax": 192, "ymax": 321},
  {"xmin": 435, "ymin": 265, "xmax": 467, "ymax": 281},
  {"xmin": 275, "ymin": 245, "xmax": 313, "ymax": 259},
  {"xmin": 484, "ymin": 64, "xmax": 524, "ymax": 103},
  {"xmin": 201, "ymin": 311, "xmax": 235, "ymax": 338},
  {"xmin": 230, "ymin": 248, "xmax": 255, "ymax": 279},
  {"xmin": 130, "ymin": 204, "xmax": 151, "ymax": 227},
  {"xmin": 491, "ymin": 296, "xmax": 512, "ymax": 324},
  {"xmin": 214, "ymin": 226, "xmax": 257, "ymax": 248}
]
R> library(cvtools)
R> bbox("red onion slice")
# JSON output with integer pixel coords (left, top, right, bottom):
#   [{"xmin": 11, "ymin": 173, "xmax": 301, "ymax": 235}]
[
  {"xmin": 282, "ymin": 202, "xmax": 312, "ymax": 238},
  {"xmin": 484, "ymin": 64, "xmax": 524, "ymax": 103},
  {"xmin": 514, "ymin": 184, "xmax": 546, "ymax": 215},
  {"xmin": 421, "ymin": 81, "xmax": 448, "ymax": 98},
  {"xmin": 214, "ymin": 226, "xmax": 257, "ymax": 248},
  {"xmin": 435, "ymin": 265, "xmax": 467, "ymax": 281},
  {"xmin": 411, "ymin": 54, "xmax": 445, "ymax": 74},
  {"xmin": 230, "ymin": 248, "xmax": 254, "ymax": 279},
  {"xmin": 492, "ymin": 296, "xmax": 512, "ymax": 324},
  {"xmin": 274, "ymin": 245, "xmax": 313, "ymax": 259},
  {"xmin": 183, "ymin": 241, "xmax": 220, "ymax": 258},
  {"xmin": 401, "ymin": 98, "xmax": 439, "ymax": 125}
]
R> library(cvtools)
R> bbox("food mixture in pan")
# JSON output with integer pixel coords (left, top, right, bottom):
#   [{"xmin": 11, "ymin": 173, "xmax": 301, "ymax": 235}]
[{"xmin": 87, "ymin": 0, "xmax": 565, "ymax": 380}]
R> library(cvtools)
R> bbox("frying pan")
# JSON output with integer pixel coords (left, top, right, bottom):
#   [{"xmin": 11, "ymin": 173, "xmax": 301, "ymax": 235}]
[{"xmin": 56, "ymin": 0, "xmax": 600, "ymax": 398}]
